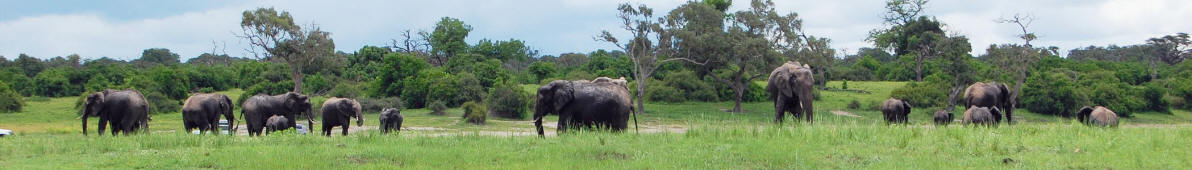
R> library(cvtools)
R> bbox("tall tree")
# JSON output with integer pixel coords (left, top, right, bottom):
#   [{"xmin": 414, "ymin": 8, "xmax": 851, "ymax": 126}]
[
  {"xmin": 429, "ymin": 17, "xmax": 472, "ymax": 66},
  {"xmin": 869, "ymin": 0, "xmax": 942, "ymax": 81},
  {"xmin": 239, "ymin": 7, "xmax": 335, "ymax": 93},
  {"xmin": 14, "ymin": 54, "xmax": 44, "ymax": 78},
  {"xmin": 599, "ymin": 3, "xmax": 701, "ymax": 115},
  {"xmin": 134, "ymin": 48, "xmax": 181, "ymax": 67},
  {"xmin": 1146, "ymin": 32, "xmax": 1191, "ymax": 79},
  {"xmin": 992, "ymin": 14, "xmax": 1046, "ymax": 122}
]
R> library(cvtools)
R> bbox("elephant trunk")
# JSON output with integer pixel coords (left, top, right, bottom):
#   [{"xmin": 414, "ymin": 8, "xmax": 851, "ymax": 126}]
[
  {"xmin": 356, "ymin": 112, "xmax": 364, "ymax": 127},
  {"xmin": 306, "ymin": 108, "xmax": 314, "ymax": 132},
  {"xmin": 534, "ymin": 116, "xmax": 544, "ymax": 137}
]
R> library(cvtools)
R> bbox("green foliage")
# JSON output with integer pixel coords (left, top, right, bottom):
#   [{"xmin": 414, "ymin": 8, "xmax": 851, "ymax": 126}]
[
  {"xmin": 889, "ymin": 73, "xmax": 949, "ymax": 107},
  {"xmin": 847, "ymin": 100, "xmax": 861, "ymax": 110},
  {"xmin": 1080, "ymin": 71, "xmax": 1145, "ymax": 117},
  {"xmin": 237, "ymin": 80, "xmax": 293, "ymax": 106},
  {"xmin": 1142, "ymin": 82, "xmax": 1170, "ymax": 113},
  {"xmin": 344, "ymin": 46, "xmax": 390, "ymax": 82},
  {"xmin": 401, "ymin": 68, "xmax": 452, "ymax": 108},
  {"xmin": 841, "ymin": 80, "xmax": 849, "ymax": 90},
  {"xmin": 1021, "ymin": 69, "xmax": 1087, "ymax": 117},
  {"xmin": 142, "ymin": 91, "xmax": 179, "ymax": 115},
  {"xmin": 583, "ymin": 54, "xmax": 632, "ymax": 78},
  {"xmin": 428, "ymin": 100, "xmax": 447, "ymax": 116},
  {"xmin": 1172, "ymin": 78, "xmax": 1192, "ymax": 109},
  {"xmin": 430, "ymin": 17, "xmax": 472, "ymax": 58},
  {"xmin": 0, "ymin": 81, "xmax": 22, "ymax": 113},
  {"xmin": 0, "ymin": 69, "xmax": 35, "ymax": 96},
  {"xmin": 527, "ymin": 61, "xmax": 557, "ymax": 83},
  {"xmin": 147, "ymin": 66, "xmax": 191, "ymax": 100},
  {"xmin": 462, "ymin": 101, "xmax": 487, "ymax": 125},
  {"xmin": 301, "ymin": 73, "xmax": 333, "ymax": 95},
  {"xmin": 357, "ymin": 97, "xmax": 403, "ymax": 113},
  {"xmin": 487, "ymin": 80, "xmax": 530, "ymax": 119},
  {"xmin": 646, "ymin": 71, "xmax": 720, "ymax": 103},
  {"xmin": 15, "ymin": 54, "xmax": 46, "ymax": 78},
  {"xmin": 370, "ymin": 53, "xmax": 429, "ymax": 97},
  {"xmin": 454, "ymin": 73, "xmax": 487, "ymax": 104},
  {"xmin": 133, "ymin": 48, "xmax": 181, "ymax": 67},
  {"xmin": 32, "ymin": 68, "xmax": 79, "ymax": 97},
  {"xmin": 328, "ymin": 83, "xmax": 363, "ymax": 99}
]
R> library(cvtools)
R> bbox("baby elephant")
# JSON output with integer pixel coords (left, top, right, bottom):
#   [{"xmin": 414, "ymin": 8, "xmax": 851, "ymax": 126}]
[
  {"xmin": 379, "ymin": 108, "xmax": 404, "ymax": 134},
  {"xmin": 963, "ymin": 107, "xmax": 1000, "ymax": 126},
  {"xmin": 934, "ymin": 110, "xmax": 953, "ymax": 126},
  {"xmin": 881, "ymin": 98, "xmax": 911, "ymax": 124},
  {"xmin": 321, "ymin": 98, "xmax": 363, "ymax": 136},
  {"xmin": 265, "ymin": 115, "xmax": 290, "ymax": 134},
  {"xmin": 1076, "ymin": 106, "xmax": 1118, "ymax": 127}
]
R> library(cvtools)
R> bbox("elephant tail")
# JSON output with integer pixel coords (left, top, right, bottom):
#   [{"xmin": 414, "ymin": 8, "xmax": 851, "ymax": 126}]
[{"xmin": 632, "ymin": 105, "xmax": 639, "ymax": 134}]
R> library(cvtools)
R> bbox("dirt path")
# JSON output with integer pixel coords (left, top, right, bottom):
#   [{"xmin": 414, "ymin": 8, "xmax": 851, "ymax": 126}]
[{"xmin": 831, "ymin": 110, "xmax": 862, "ymax": 117}]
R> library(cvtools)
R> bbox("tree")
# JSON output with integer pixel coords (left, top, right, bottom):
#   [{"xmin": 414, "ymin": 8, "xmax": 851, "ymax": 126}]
[
  {"xmin": 869, "ymin": 0, "xmax": 943, "ymax": 81},
  {"xmin": 599, "ymin": 3, "xmax": 704, "ymax": 114},
  {"xmin": 134, "ymin": 48, "xmax": 181, "ymax": 67},
  {"xmin": 429, "ymin": 17, "xmax": 472, "ymax": 66},
  {"xmin": 370, "ymin": 53, "xmax": 430, "ymax": 97},
  {"xmin": 527, "ymin": 61, "xmax": 557, "ymax": 83},
  {"xmin": 15, "ymin": 54, "xmax": 44, "ymax": 78},
  {"xmin": 992, "ymin": 14, "xmax": 1048, "ymax": 121},
  {"xmin": 239, "ymin": 7, "xmax": 336, "ymax": 94},
  {"xmin": 1146, "ymin": 33, "xmax": 1191, "ymax": 79},
  {"xmin": 791, "ymin": 35, "xmax": 836, "ymax": 87}
]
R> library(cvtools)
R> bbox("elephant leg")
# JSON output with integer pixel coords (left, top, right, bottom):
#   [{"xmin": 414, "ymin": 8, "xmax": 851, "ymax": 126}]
[
  {"xmin": 802, "ymin": 100, "xmax": 814, "ymax": 123},
  {"xmin": 557, "ymin": 114, "xmax": 572, "ymax": 134},
  {"xmin": 97, "ymin": 117, "xmax": 108, "ymax": 136},
  {"xmin": 790, "ymin": 99, "xmax": 803, "ymax": 121},
  {"xmin": 773, "ymin": 98, "xmax": 786, "ymax": 124},
  {"xmin": 342, "ymin": 125, "xmax": 349, "ymax": 136}
]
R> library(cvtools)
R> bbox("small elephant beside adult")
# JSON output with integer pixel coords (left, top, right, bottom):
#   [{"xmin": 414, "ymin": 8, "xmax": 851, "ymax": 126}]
[
  {"xmin": 81, "ymin": 89, "xmax": 151, "ymax": 135},
  {"xmin": 241, "ymin": 92, "xmax": 313, "ymax": 136},
  {"xmin": 379, "ymin": 108, "xmax": 404, "ymax": 134},
  {"xmin": 881, "ymin": 98, "xmax": 911, "ymax": 124},
  {"xmin": 767, "ymin": 61, "xmax": 816, "ymax": 124},
  {"xmin": 1077, "ymin": 106, "xmax": 1119, "ymax": 127},
  {"xmin": 934, "ymin": 110, "xmax": 953, "ymax": 125},
  {"xmin": 181, "ymin": 93, "xmax": 235, "ymax": 134},
  {"xmin": 265, "ymin": 115, "xmax": 289, "ymax": 134},
  {"xmin": 964, "ymin": 82, "xmax": 1014, "ymax": 124},
  {"xmin": 963, "ymin": 106, "xmax": 1000, "ymax": 126},
  {"xmin": 320, "ymin": 97, "xmax": 363, "ymax": 136},
  {"xmin": 533, "ymin": 77, "xmax": 635, "ymax": 137}
]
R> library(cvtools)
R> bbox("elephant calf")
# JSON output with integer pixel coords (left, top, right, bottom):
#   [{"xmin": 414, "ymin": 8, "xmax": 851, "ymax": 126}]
[
  {"xmin": 379, "ymin": 108, "xmax": 404, "ymax": 134},
  {"xmin": 321, "ymin": 98, "xmax": 363, "ymax": 136},
  {"xmin": 181, "ymin": 93, "xmax": 235, "ymax": 135},
  {"xmin": 963, "ymin": 107, "xmax": 1000, "ymax": 126},
  {"xmin": 1077, "ymin": 106, "xmax": 1119, "ymax": 127},
  {"xmin": 265, "ymin": 115, "xmax": 289, "ymax": 134},
  {"xmin": 934, "ymin": 110, "xmax": 953, "ymax": 126},
  {"xmin": 881, "ymin": 98, "xmax": 911, "ymax": 124}
]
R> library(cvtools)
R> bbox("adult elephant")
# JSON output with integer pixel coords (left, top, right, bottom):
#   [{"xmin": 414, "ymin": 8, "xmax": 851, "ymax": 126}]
[
  {"xmin": 181, "ymin": 93, "xmax": 235, "ymax": 134},
  {"xmin": 1076, "ymin": 106, "xmax": 1119, "ymax": 127},
  {"xmin": 963, "ymin": 107, "xmax": 1000, "ymax": 126},
  {"xmin": 964, "ymin": 82, "xmax": 1013, "ymax": 124},
  {"xmin": 379, "ymin": 108, "xmax": 403, "ymax": 134},
  {"xmin": 881, "ymin": 98, "xmax": 911, "ymax": 124},
  {"xmin": 81, "ymin": 89, "xmax": 151, "ymax": 135},
  {"xmin": 320, "ymin": 97, "xmax": 363, "ymax": 136},
  {"xmin": 767, "ymin": 61, "xmax": 816, "ymax": 124},
  {"xmin": 241, "ymin": 92, "xmax": 313, "ymax": 136},
  {"xmin": 533, "ymin": 77, "xmax": 635, "ymax": 137}
]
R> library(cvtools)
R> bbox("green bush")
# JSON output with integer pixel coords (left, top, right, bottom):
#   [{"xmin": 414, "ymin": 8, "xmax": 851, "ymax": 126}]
[
  {"xmin": 0, "ymin": 81, "xmax": 22, "ymax": 113},
  {"xmin": 428, "ymin": 100, "xmax": 447, "ymax": 116},
  {"xmin": 1080, "ymin": 71, "xmax": 1143, "ymax": 117},
  {"xmin": 487, "ymin": 81, "xmax": 530, "ymax": 119},
  {"xmin": 370, "ymin": 53, "xmax": 429, "ymax": 97},
  {"xmin": 847, "ymin": 100, "xmax": 861, "ymax": 110},
  {"xmin": 462, "ymin": 101, "xmax": 487, "ymax": 125},
  {"xmin": 527, "ymin": 61, "xmax": 557, "ymax": 83},
  {"xmin": 645, "ymin": 81, "xmax": 684, "ymax": 103},
  {"xmin": 302, "ymin": 73, "xmax": 333, "ymax": 95},
  {"xmin": 454, "ymin": 73, "xmax": 487, "ymax": 104},
  {"xmin": 328, "ymin": 83, "xmax": 363, "ymax": 99},
  {"xmin": 143, "ymin": 91, "xmax": 179, "ymax": 115},
  {"xmin": 1171, "ymin": 78, "xmax": 1192, "ymax": 110},
  {"xmin": 402, "ymin": 68, "xmax": 453, "ymax": 108},
  {"xmin": 889, "ymin": 74, "xmax": 949, "ymax": 108},
  {"xmin": 1142, "ymin": 82, "xmax": 1170, "ymax": 113},
  {"xmin": 32, "ymin": 68, "xmax": 80, "ymax": 97},
  {"xmin": 357, "ymin": 97, "xmax": 403, "ymax": 113},
  {"xmin": 1021, "ymin": 69, "xmax": 1086, "ymax": 117},
  {"xmin": 147, "ymin": 66, "xmax": 190, "ymax": 100},
  {"xmin": 237, "ymin": 80, "xmax": 293, "ymax": 106},
  {"xmin": 0, "ymin": 69, "xmax": 34, "ymax": 96},
  {"xmin": 662, "ymin": 71, "xmax": 719, "ymax": 102}
]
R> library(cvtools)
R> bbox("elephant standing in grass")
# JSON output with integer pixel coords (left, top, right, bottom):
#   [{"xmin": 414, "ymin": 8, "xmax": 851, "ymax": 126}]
[
  {"xmin": 881, "ymin": 98, "xmax": 911, "ymax": 124},
  {"xmin": 379, "ymin": 108, "xmax": 403, "ymax": 134},
  {"xmin": 963, "ymin": 107, "xmax": 1000, "ymax": 126},
  {"xmin": 767, "ymin": 61, "xmax": 816, "ymax": 124},
  {"xmin": 533, "ymin": 77, "xmax": 635, "ymax": 137},
  {"xmin": 182, "ymin": 93, "xmax": 235, "ymax": 134},
  {"xmin": 321, "ymin": 97, "xmax": 363, "ymax": 136},
  {"xmin": 964, "ymin": 82, "xmax": 1013, "ymax": 124},
  {"xmin": 81, "ymin": 89, "xmax": 151, "ymax": 135},
  {"xmin": 242, "ymin": 92, "xmax": 313, "ymax": 136},
  {"xmin": 1077, "ymin": 106, "xmax": 1119, "ymax": 127},
  {"xmin": 934, "ymin": 110, "xmax": 953, "ymax": 125},
  {"xmin": 265, "ymin": 115, "xmax": 289, "ymax": 134}
]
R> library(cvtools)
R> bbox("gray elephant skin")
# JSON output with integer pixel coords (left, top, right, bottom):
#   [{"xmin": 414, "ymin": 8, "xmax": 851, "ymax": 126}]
[
  {"xmin": 964, "ymin": 82, "xmax": 1013, "ymax": 124},
  {"xmin": 379, "ymin": 108, "xmax": 403, "ymax": 134},
  {"xmin": 320, "ymin": 97, "xmax": 363, "ymax": 136},
  {"xmin": 1077, "ymin": 106, "xmax": 1119, "ymax": 127},
  {"xmin": 82, "ymin": 89, "xmax": 151, "ymax": 135},
  {"xmin": 182, "ymin": 93, "xmax": 235, "ymax": 134},
  {"xmin": 963, "ymin": 106, "xmax": 1000, "ymax": 126},
  {"xmin": 265, "ymin": 115, "xmax": 289, "ymax": 134},
  {"xmin": 934, "ymin": 110, "xmax": 953, "ymax": 125},
  {"xmin": 241, "ymin": 92, "xmax": 313, "ymax": 136},
  {"xmin": 534, "ymin": 77, "xmax": 635, "ymax": 136},
  {"xmin": 767, "ymin": 61, "xmax": 816, "ymax": 124},
  {"xmin": 881, "ymin": 98, "xmax": 911, "ymax": 124}
]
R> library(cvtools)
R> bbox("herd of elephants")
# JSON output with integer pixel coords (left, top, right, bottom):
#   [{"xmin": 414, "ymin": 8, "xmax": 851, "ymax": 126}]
[{"xmin": 78, "ymin": 61, "xmax": 1121, "ymax": 137}]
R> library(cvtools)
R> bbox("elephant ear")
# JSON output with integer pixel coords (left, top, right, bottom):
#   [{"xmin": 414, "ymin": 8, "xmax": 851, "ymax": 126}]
[
  {"xmin": 997, "ymin": 83, "xmax": 1011, "ymax": 105},
  {"xmin": 552, "ymin": 81, "xmax": 574, "ymax": 113},
  {"xmin": 768, "ymin": 67, "xmax": 795, "ymax": 97},
  {"xmin": 901, "ymin": 100, "xmax": 911, "ymax": 115},
  {"xmin": 1076, "ymin": 106, "xmax": 1093, "ymax": 122},
  {"xmin": 989, "ymin": 107, "xmax": 1001, "ymax": 118}
]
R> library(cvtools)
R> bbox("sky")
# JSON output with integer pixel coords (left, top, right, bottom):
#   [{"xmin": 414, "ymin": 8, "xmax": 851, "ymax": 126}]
[{"xmin": 1, "ymin": 0, "xmax": 1189, "ymax": 61}]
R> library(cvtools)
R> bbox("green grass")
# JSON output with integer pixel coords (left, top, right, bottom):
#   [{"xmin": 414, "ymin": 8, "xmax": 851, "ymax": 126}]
[{"xmin": 1, "ymin": 81, "xmax": 1190, "ymax": 168}]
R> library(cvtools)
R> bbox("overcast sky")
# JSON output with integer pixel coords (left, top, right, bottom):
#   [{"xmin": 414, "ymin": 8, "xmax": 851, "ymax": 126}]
[{"xmin": 1, "ymin": 0, "xmax": 1189, "ymax": 61}]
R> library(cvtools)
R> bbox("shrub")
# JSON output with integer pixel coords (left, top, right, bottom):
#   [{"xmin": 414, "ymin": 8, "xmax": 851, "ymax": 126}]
[
  {"xmin": 889, "ymin": 74, "xmax": 949, "ymax": 108},
  {"xmin": 847, "ymin": 100, "xmax": 861, "ymax": 110},
  {"xmin": 0, "ymin": 69, "xmax": 35, "ymax": 96},
  {"xmin": 841, "ymin": 80, "xmax": 849, "ymax": 90},
  {"xmin": 0, "ymin": 81, "xmax": 21, "ymax": 113},
  {"xmin": 328, "ymin": 83, "xmax": 363, "ymax": 99},
  {"xmin": 302, "ymin": 73, "xmax": 333, "ymax": 95},
  {"xmin": 402, "ymin": 68, "xmax": 452, "ymax": 108},
  {"xmin": 454, "ymin": 73, "xmax": 487, "ymax": 104},
  {"xmin": 1080, "ymin": 71, "xmax": 1143, "ymax": 117},
  {"xmin": 1021, "ymin": 69, "xmax": 1086, "ymax": 117},
  {"xmin": 1171, "ymin": 78, "xmax": 1192, "ymax": 110},
  {"xmin": 487, "ymin": 81, "xmax": 530, "ymax": 119},
  {"xmin": 32, "ymin": 68, "xmax": 79, "ymax": 97},
  {"xmin": 357, "ymin": 97, "xmax": 403, "ymax": 113},
  {"xmin": 370, "ymin": 53, "xmax": 429, "ymax": 98},
  {"xmin": 237, "ymin": 80, "xmax": 293, "ymax": 106},
  {"xmin": 1142, "ymin": 82, "xmax": 1170, "ymax": 113},
  {"xmin": 462, "ymin": 101, "xmax": 487, "ymax": 125},
  {"xmin": 147, "ymin": 66, "xmax": 191, "ymax": 100},
  {"xmin": 428, "ymin": 100, "xmax": 447, "ymax": 116},
  {"xmin": 143, "ymin": 91, "xmax": 180, "ymax": 115},
  {"xmin": 645, "ymin": 81, "xmax": 684, "ymax": 103}
]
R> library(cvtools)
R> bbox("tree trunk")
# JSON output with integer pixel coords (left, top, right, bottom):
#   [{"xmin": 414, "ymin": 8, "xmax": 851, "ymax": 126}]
[
  {"xmin": 1150, "ymin": 58, "xmax": 1159, "ymax": 80},
  {"xmin": 732, "ymin": 83, "xmax": 744, "ymax": 113},
  {"xmin": 636, "ymin": 76, "xmax": 647, "ymax": 115},
  {"xmin": 291, "ymin": 66, "xmax": 304, "ymax": 93},
  {"xmin": 915, "ymin": 57, "xmax": 923, "ymax": 82}
]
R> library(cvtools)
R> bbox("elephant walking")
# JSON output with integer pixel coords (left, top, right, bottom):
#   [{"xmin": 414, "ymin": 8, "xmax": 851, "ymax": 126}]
[
  {"xmin": 1077, "ymin": 106, "xmax": 1119, "ymax": 127},
  {"xmin": 964, "ymin": 82, "xmax": 1013, "ymax": 124},
  {"xmin": 963, "ymin": 107, "xmax": 1000, "ymax": 126},
  {"xmin": 241, "ymin": 92, "xmax": 313, "ymax": 136},
  {"xmin": 265, "ymin": 115, "xmax": 289, "ymax": 134},
  {"xmin": 534, "ymin": 77, "xmax": 635, "ymax": 136},
  {"xmin": 82, "ymin": 89, "xmax": 151, "ymax": 135},
  {"xmin": 881, "ymin": 98, "xmax": 911, "ymax": 124},
  {"xmin": 320, "ymin": 97, "xmax": 363, "ymax": 136},
  {"xmin": 379, "ymin": 108, "xmax": 404, "ymax": 134},
  {"xmin": 767, "ymin": 61, "xmax": 816, "ymax": 124},
  {"xmin": 934, "ymin": 110, "xmax": 953, "ymax": 126},
  {"xmin": 181, "ymin": 93, "xmax": 235, "ymax": 134}
]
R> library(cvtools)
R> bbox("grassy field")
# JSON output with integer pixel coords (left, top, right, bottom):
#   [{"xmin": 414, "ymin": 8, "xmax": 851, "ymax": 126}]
[{"xmin": 1, "ymin": 81, "xmax": 1190, "ymax": 169}]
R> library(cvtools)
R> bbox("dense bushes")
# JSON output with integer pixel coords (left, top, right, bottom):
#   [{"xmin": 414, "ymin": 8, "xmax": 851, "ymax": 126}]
[
  {"xmin": 428, "ymin": 100, "xmax": 447, "ymax": 115},
  {"xmin": 357, "ymin": 97, "xmax": 403, "ymax": 113},
  {"xmin": 0, "ymin": 81, "xmax": 21, "ymax": 113},
  {"xmin": 32, "ymin": 68, "xmax": 79, "ymax": 97},
  {"xmin": 487, "ymin": 81, "xmax": 530, "ymax": 119},
  {"xmin": 1021, "ymin": 69, "xmax": 1087, "ymax": 117},
  {"xmin": 889, "ymin": 74, "xmax": 950, "ymax": 108},
  {"xmin": 462, "ymin": 101, "xmax": 486, "ymax": 125}
]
